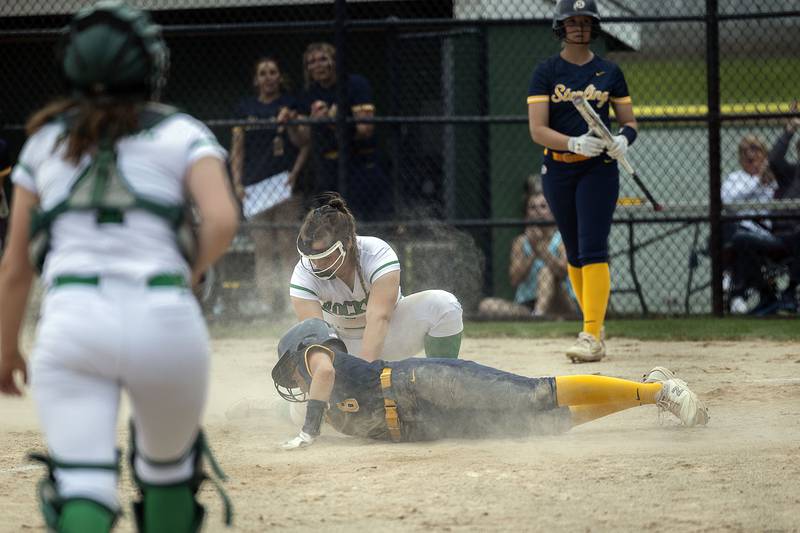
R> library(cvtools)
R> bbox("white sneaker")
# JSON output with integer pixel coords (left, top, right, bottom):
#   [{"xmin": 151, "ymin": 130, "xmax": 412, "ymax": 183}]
[
  {"xmin": 565, "ymin": 332, "xmax": 605, "ymax": 363},
  {"xmin": 643, "ymin": 367, "xmax": 709, "ymax": 427}
]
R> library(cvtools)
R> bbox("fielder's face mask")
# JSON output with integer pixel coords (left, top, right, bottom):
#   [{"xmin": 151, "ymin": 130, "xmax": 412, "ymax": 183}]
[{"xmin": 297, "ymin": 236, "xmax": 347, "ymax": 280}]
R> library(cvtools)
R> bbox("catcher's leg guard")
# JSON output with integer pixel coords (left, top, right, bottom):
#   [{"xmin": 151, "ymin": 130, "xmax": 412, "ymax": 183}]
[
  {"xmin": 424, "ymin": 332, "xmax": 462, "ymax": 358},
  {"xmin": 28, "ymin": 452, "xmax": 120, "ymax": 533},
  {"xmin": 129, "ymin": 425, "xmax": 233, "ymax": 532}
]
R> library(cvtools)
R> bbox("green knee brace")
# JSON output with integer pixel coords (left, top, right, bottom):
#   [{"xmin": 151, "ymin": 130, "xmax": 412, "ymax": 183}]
[
  {"xmin": 424, "ymin": 332, "xmax": 462, "ymax": 358},
  {"xmin": 128, "ymin": 424, "xmax": 233, "ymax": 533},
  {"xmin": 27, "ymin": 452, "xmax": 120, "ymax": 533}
]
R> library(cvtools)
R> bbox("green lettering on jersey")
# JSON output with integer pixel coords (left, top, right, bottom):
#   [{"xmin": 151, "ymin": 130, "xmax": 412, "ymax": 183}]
[{"xmin": 322, "ymin": 298, "xmax": 368, "ymax": 316}]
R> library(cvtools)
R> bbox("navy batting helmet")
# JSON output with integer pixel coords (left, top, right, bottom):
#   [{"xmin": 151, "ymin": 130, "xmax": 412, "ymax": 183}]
[
  {"xmin": 60, "ymin": 0, "xmax": 169, "ymax": 99},
  {"xmin": 272, "ymin": 318, "xmax": 347, "ymax": 402},
  {"xmin": 552, "ymin": 0, "xmax": 601, "ymax": 41}
]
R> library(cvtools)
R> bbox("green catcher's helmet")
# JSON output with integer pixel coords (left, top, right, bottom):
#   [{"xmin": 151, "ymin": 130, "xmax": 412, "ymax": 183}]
[{"xmin": 61, "ymin": 0, "xmax": 169, "ymax": 99}]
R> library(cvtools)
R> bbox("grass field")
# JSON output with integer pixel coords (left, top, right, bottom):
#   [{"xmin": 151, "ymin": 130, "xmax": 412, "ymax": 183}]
[{"xmin": 620, "ymin": 57, "xmax": 800, "ymax": 106}]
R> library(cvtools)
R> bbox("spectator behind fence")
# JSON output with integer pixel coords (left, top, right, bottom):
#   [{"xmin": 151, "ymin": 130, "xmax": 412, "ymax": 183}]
[
  {"xmin": 765, "ymin": 101, "xmax": 800, "ymax": 313},
  {"xmin": 721, "ymin": 135, "xmax": 789, "ymax": 315},
  {"xmin": 0, "ymin": 138, "xmax": 11, "ymax": 254},
  {"xmin": 479, "ymin": 181, "xmax": 576, "ymax": 320},
  {"xmin": 231, "ymin": 55, "xmax": 310, "ymax": 314},
  {"xmin": 295, "ymin": 42, "xmax": 391, "ymax": 221}
]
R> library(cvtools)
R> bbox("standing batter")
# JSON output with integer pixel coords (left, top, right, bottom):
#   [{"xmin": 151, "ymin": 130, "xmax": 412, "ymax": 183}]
[
  {"xmin": 290, "ymin": 192, "xmax": 463, "ymax": 362},
  {"xmin": 528, "ymin": 0, "xmax": 638, "ymax": 362},
  {"xmin": 0, "ymin": 2, "xmax": 238, "ymax": 532}
]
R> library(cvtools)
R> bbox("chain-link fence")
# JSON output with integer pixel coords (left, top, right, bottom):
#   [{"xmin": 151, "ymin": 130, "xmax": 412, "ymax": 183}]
[{"xmin": 2, "ymin": 0, "xmax": 799, "ymax": 320}]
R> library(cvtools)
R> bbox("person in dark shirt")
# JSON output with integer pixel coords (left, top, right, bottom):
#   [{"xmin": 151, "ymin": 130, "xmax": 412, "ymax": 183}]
[
  {"xmin": 762, "ymin": 101, "xmax": 800, "ymax": 313},
  {"xmin": 527, "ymin": 0, "xmax": 638, "ymax": 362},
  {"xmin": 231, "ymin": 55, "xmax": 310, "ymax": 313},
  {"xmin": 295, "ymin": 42, "xmax": 391, "ymax": 222},
  {"xmin": 0, "ymin": 138, "xmax": 12, "ymax": 254},
  {"xmin": 273, "ymin": 319, "xmax": 709, "ymax": 449}
]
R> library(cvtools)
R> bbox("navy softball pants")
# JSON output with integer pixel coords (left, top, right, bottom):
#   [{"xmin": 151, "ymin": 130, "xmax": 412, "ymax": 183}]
[{"xmin": 541, "ymin": 157, "xmax": 619, "ymax": 266}]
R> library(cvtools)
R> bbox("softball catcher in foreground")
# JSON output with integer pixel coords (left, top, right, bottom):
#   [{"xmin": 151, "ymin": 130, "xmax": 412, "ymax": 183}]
[
  {"xmin": 0, "ymin": 2, "xmax": 238, "ymax": 531},
  {"xmin": 273, "ymin": 319, "xmax": 709, "ymax": 449}
]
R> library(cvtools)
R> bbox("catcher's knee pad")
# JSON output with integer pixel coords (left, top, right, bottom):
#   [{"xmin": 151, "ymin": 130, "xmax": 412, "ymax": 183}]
[
  {"xmin": 27, "ymin": 452, "xmax": 120, "ymax": 533},
  {"xmin": 128, "ymin": 423, "xmax": 233, "ymax": 532}
]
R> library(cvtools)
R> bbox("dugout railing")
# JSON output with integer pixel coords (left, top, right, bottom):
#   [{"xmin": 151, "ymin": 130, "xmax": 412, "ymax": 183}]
[{"xmin": 1, "ymin": 1, "xmax": 799, "ymax": 318}]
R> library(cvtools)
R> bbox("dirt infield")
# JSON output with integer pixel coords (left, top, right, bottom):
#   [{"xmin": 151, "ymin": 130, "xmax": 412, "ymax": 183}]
[{"xmin": 2, "ymin": 333, "xmax": 799, "ymax": 532}]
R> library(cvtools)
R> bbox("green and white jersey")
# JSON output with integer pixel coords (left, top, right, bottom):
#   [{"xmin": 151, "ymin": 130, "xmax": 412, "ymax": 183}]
[
  {"xmin": 289, "ymin": 235, "xmax": 402, "ymax": 336},
  {"xmin": 12, "ymin": 113, "xmax": 225, "ymax": 284}
]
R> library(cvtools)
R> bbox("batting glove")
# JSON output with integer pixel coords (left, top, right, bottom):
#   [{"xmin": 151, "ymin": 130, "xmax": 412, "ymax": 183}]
[
  {"xmin": 606, "ymin": 134, "xmax": 629, "ymax": 160},
  {"xmin": 281, "ymin": 431, "xmax": 316, "ymax": 451},
  {"xmin": 568, "ymin": 133, "xmax": 606, "ymax": 157}
]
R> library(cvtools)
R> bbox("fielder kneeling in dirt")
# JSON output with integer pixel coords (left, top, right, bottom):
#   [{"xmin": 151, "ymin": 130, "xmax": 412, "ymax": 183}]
[{"xmin": 272, "ymin": 319, "xmax": 709, "ymax": 449}]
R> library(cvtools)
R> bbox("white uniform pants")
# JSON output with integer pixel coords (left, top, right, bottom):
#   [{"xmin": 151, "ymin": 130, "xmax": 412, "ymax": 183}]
[
  {"xmin": 31, "ymin": 279, "xmax": 210, "ymax": 511},
  {"xmin": 338, "ymin": 289, "xmax": 463, "ymax": 360}
]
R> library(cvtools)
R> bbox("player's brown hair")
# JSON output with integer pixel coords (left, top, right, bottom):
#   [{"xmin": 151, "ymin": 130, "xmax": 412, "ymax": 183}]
[
  {"xmin": 26, "ymin": 97, "xmax": 141, "ymax": 164},
  {"xmin": 302, "ymin": 42, "xmax": 336, "ymax": 89},
  {"xmin": 298, "ymin": 191, "xmax": 368, "ymax": 297}
]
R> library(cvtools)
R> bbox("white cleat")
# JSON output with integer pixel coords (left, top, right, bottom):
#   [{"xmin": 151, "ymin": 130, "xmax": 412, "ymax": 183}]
[
  {"xmin": 565, "ymin": 332, "xmax": 605, "ymax": 363},
  {"xmin": 643, "ymin": 367, "xmax": 709, "ymax": 427}
]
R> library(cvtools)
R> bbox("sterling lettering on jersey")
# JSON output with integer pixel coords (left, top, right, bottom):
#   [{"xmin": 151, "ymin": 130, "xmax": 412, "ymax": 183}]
[
  {"xmin": 551, "ymin": 83, "xmax": 609, "ymax": 107},
  {"xmin": 322, "ymin": 298, "xmax": 368, "ymax": 317}
]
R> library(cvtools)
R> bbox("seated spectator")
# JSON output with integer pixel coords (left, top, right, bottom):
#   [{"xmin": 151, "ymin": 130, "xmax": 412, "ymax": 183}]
[
  {"xmin": 294, "ymin": 42, "xmax": 391, "ymax": 222},
  {"xmin": 479, "ymin": 182, "xmax": 576, "ymax": 319},
  {"xmin": 722, "ymin": 132, "xmax": 799, "ymax": 315},
  {"xmin": 764, "ymin": 102, "xmax": 800, "ymax": 313},
  {"xmin": 230, "ymin": 55, "xmax": 309, "ymax": 314},
  {"xmin": 0, "ymin": 138, "xmax": 11, "ymax": 254}
]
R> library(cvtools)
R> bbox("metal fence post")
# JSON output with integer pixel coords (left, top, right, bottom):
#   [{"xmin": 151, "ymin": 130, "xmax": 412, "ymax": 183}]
[
  {"xmin": 335, "ymin": 0, "xmax": 349, "ymax": 198},
  {"xmin": 706, "ymin": 0, "xmax": 723, "ymax": 316}
]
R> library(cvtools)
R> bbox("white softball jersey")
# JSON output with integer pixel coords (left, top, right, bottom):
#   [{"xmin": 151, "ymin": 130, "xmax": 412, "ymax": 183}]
[
  {"xmin": 289, "ymin": 236, "xmax": 463, "ymax": 360},
  {"xmin": 12, "ymin": 112, "xmax": 225, "ymax": 511},
  {"xmin": 12, "ymin": 114, "xmax": 226, "ymax": 285}
]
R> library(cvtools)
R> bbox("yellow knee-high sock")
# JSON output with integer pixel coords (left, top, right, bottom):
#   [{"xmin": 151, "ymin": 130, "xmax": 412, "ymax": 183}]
[
  {"xmin": 567, "ymin": 264, "xmax": 584, "ymax": 312},
  {"xmin": 555, "ymin": 375, "xmax": 662, "ymax": 406},
  {"xmin": 569, "ymin": 403, "xmax": 641, "ymax": 426},
  {"xmin": 581, "ymin": 262, "xmax": 610, "ymax": 339}
]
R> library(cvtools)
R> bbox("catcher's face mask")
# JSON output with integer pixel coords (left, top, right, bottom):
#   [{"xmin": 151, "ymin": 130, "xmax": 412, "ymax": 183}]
[{"xmin": 297, "ymin": 237, "xmax": 347, "ymax": 280}]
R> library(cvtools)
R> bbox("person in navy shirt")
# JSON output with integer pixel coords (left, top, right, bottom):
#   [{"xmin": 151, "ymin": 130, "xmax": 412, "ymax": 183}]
[
  {"xmin": 231, "ymin": 56, "xmax": 309, "ymax": 313},
  {"xmin": 528, "ymin": 0, "xmax": 638, "ymax": 363},
  {"xmin": 0, "ymin": 138, "xmax": 11, "ymax": 254},
  {"xmin": 296, "ymin": 42, "xmax": 391, "ymax": 221}
]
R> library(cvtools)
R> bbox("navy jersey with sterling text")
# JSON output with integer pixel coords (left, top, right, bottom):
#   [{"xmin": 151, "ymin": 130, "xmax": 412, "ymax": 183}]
[
  {"xmin": 233, "ymin": 94, "xmax": 298, "ymax": 186},
  {"xmin": 527, "ymin": 54, "xmax": 631, "ymax": 140}
]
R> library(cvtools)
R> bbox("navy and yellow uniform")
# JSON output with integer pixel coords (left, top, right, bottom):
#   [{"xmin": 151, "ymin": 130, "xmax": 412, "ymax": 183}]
[
  {"xmin": 295, "ymin": 347, "xmax": 570, "ymax": 442},
  {"xmin": 527, "ymin": 54, "xmax": 631, "ymax": 267},
  {"xmin": 298, "ymin": 74, "xmax": 390, "ymax": 221},
  {"xmin": 233, "ymin": 94, "xmax": 299, "ymax": 187}
]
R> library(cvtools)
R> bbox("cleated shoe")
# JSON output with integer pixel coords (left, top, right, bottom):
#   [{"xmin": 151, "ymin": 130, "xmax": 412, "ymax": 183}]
[
  {"xmin": 565, "ymin": 332, "xmax": 605, "ymax": 363},
  {"xmin": 642, "ymin": 366, "xmax": 675, "ymax": 383},
  {"xmin": 643, "ymin": 367, "xmax": 709, "ymax": 427}
]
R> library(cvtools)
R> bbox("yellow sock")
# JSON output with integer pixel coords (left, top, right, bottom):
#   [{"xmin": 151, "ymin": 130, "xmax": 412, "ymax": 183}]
[
  {"xmin": 581, "ymin": 262, "xmax": 610, "ymax": 339},
  {"xmin": 569, "ymin": 403, "xmax": 640, "ymax": 426},
  {"xmin": 567, "ymin": 264, "xmax": 584, "ymax": 312},
  {"xmin": 555, "ymin": 375, "xmax": 662, "ymax": 406}
]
